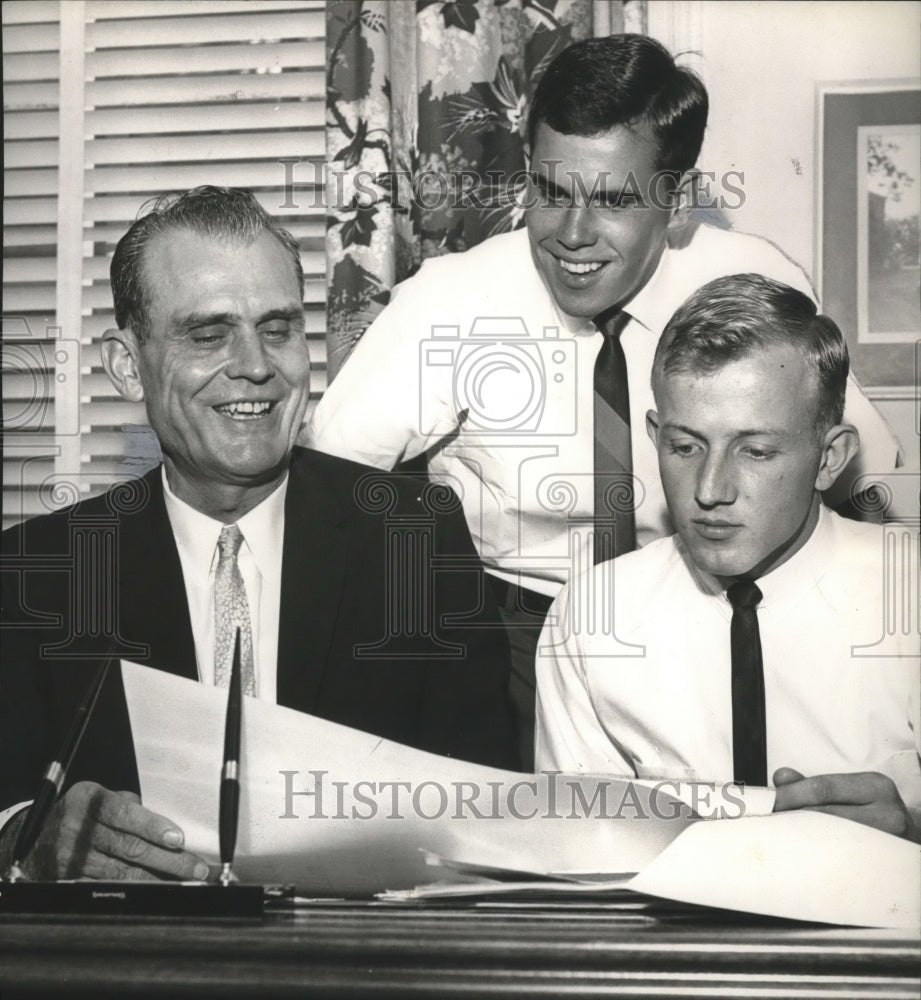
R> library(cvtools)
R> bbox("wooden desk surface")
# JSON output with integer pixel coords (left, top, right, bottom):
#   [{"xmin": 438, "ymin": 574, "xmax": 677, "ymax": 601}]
[{"xmin": 2, "ymin": 898, "xmax": 919, "ymax": 999}]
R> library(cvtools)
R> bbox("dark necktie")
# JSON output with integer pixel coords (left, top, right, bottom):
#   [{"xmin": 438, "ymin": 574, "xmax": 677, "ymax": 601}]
[
  {"xmin": 727, "ymin": 578, "xmax": 766, "ymax": 785},
  {"xmin": 593, "ymin": 309, "xmax": 636, "ymax": 563}
]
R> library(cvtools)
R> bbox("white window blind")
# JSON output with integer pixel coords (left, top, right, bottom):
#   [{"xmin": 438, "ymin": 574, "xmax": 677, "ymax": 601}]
[
  {"xmin": 2, "ymin": 0, "xmax": 327, "ymax": 530},
  {"xmin": 3, "ymin": 0, "xmax": 63, "ymax": 531}
]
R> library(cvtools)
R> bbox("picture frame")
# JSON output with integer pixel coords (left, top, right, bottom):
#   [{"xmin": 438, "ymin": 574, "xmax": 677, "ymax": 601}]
[{"xmin": 816, "ymin": 81, "xmax": 921, "ymax": 388}]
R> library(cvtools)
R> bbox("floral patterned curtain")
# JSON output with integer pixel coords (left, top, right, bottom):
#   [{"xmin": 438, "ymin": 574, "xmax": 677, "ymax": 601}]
[{"xmin": 324, "ymin": 0, "xmax": 598, "ymax": 378}]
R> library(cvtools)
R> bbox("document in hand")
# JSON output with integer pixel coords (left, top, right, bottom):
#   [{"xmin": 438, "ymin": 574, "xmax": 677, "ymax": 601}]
[{"xmin": 122, "ymin": 662, "xmax": 920, "ymax": 929}]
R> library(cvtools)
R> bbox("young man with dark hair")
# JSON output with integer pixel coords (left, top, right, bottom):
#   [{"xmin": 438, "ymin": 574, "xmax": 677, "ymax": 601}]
[
  {"xmin": 308, "ymin": 35, "xmax": 901, "ymax": 768},
  {"xmin": 535, "ymin": 274, "xmax": 919, "ymax": 841},
  {"xmin": 526, "ymin": 34, "xmax": 708, "ymax": 170},
  {"xmin": 0, "ymin": 186, "xmax": 518, "ymax": 881}
]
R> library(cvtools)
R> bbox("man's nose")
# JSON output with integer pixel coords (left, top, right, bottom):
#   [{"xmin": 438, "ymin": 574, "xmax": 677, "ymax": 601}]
[
  {"xmin": 695, "ymin": 452, "xmax": 737, "ymax": 508},
  {"xmin": 556, "ymin": 204, "xmax": 595, "ymax": 248},
  {"xmin": 226, "ymin": 329, "xmax": 273, "ymax": 382}
]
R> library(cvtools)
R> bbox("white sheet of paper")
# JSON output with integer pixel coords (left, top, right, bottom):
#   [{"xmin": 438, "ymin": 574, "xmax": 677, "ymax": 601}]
[
  {"xmin": 630, "ymin": 810, "xmax": 921, "ymax": 928},
  {"xmin": 121, "ymin": 661, "xmax": 693, "ymax": 895},
  {"xmin": 387, "ymin": 813, "xmax": 921, "ymax": 929}
]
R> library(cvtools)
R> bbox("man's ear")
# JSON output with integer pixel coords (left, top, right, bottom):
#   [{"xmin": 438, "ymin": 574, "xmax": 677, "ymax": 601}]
[
  {"xmin": 101, "ymin": 327, "xmax": 145, "ymax": 403},
  {"xmin": 815, "ymin": 423, "xmax": 860, "ymax": 492},
  {"xmin": 645, "ymin": 409, "xmax": 660, "ymax": 447},
  {"xmin": 666, "ymin": 171, "xmax": 696, "ymax": 233}
]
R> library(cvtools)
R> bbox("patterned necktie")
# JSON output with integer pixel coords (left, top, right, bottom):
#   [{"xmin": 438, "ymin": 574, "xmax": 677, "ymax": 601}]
[
  {"xmin": 593, "ymin": 309, "xmax": 636, "ymax": 563},
  {"xmin": 727, "ymin": 578, "xmax": 766, "ymax": 785},
  {"xmin": 214, "ymin": 524, "xmax": 255, "ymax": 697}
]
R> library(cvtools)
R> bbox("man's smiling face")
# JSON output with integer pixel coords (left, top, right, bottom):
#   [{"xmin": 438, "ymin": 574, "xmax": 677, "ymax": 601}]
[
  {"xmin": 525, "ymin": 122, "xmax": 678, "ymax": 318},
  {"xmin": 133, "ymin": 228, "xmax": 309, "ymax": 510}
]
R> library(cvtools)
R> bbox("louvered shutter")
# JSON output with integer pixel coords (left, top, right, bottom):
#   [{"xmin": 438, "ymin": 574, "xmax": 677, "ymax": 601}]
[
  {"xmin": 2, "ymin": 1, "xmax": 65, "ymax": 530},
  {"xmin": 3, "ymin": 0, "xmax": 327, "ymax": 528}
]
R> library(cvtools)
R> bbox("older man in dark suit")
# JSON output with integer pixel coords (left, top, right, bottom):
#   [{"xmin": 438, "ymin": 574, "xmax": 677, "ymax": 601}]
[{"xmin": 0, "ymin": 187, "xmax": 517, "ymax": 882}]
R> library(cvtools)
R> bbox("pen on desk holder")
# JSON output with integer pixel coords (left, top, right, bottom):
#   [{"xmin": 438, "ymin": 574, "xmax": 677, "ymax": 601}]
[
  {"xmin": 219, "ymin": 628, "xmax": 243, "ymax": 886},
  {"xmin": 5, "ymin": 657, "xmax": 113, "ymax": 882}
]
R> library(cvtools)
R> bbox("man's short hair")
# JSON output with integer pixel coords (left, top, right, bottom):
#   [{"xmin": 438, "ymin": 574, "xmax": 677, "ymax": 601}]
[
  {"xmin": 527, "ymin": 34, "xmax": 708, "ymax": 176},
  {"xmin": 111, "ymin": 185, "xmax": 304, "ymax": 342},
  {"xmin": 652, "ymin": 273, "xmax": 850, "ymax": 432}
]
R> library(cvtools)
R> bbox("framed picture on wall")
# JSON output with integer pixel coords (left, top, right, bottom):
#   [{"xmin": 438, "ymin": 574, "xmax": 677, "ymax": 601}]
[{"xmin": 817, "ymin": 81, "xmax": 920, "ymax": 387}]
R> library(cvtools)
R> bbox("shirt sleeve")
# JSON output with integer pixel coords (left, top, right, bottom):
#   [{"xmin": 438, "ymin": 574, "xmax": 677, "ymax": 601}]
[
  {"xmin": 757, "ymin": 239, "xmax": 817, "ymax": 301},
  {"xmin": 306, "ymin": 267, "xmax": 460, "ymax": 469},
  {"xmin": 885, "ymin": 658, "xmax": 921, "ymax": 819},
  {"xmin": 534, "ymin": 583, "xmax": 635, "ymax": 776}
]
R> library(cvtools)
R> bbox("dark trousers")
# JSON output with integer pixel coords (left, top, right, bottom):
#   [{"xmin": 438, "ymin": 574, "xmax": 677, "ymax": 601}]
[{"xmin": 491, "ymin": 579, "xmax": 554, "ymax": 772}]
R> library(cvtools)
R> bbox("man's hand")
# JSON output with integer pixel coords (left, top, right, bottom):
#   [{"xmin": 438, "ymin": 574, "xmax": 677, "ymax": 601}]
[
  {"xmin": 4, "ymin": 781, "xmax": 210, "ymax": 881},
  {"xmin": 772, "ymin": 767, "xmax": 919, "ymax": 842}
]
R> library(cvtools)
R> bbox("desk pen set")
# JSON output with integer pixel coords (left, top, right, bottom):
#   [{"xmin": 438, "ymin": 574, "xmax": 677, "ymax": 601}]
[{"xmin": 0, "ymin": 631, "xmax": 267, "ymax": 917}]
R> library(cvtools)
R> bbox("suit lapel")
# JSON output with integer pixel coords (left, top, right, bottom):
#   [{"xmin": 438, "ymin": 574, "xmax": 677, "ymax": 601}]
[
  {"xmin": 276, "ymin": 450, "xmax": 351, "ymax": 713},
  {"xmin": 116, "ymin": 455, "xmax": 353, "ymax": 704},
  {"xmin": 117, "ymin": 468, "xmax": 198, "ymax": 681}
]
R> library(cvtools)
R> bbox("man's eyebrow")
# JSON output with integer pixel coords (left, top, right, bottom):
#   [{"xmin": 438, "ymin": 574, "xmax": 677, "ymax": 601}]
[
  {"xmin": 257, "ymin": 306, "xmax": 304, "ymax": 325},
  {"xmin": 735, "ymin": 429, "xmax": 784, "ymax": 440},
  {"xmin": 532, "ymin": 169, "xmax": 636, "ymax": 207},
  {"xmin": 598, "ymin": 186, "xmax": 642, "ymax": 207},
  {"xmin": 174, "ymin": 306, "xmax": 303, "ymax": 332},
  {"xmin": 662, "ymin": 421, "xmax": 705, "ymax": 438},
  {"xmin": 175, "ymin": 311, "xmax": 240, "ymax": 332},
  {"xmin": 663, "ymin": 421, "xmax": 784, "ymax": 439}
]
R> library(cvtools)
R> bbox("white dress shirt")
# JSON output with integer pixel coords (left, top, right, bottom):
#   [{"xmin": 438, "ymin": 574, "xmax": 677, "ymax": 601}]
[
  {"xmin": 534, "ymin": 506, "xmax": 921, "ymax": 812},
  {"xmin": 162, "ymin": 468, "xmax": 286, "ymax": 703},
  {"xmin": 308, "ymin": 225, "xmax": 901, "ymax": 598}
]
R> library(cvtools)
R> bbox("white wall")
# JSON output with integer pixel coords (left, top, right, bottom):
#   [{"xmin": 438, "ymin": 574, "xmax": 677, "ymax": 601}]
[
  {"xmin": 649, "ymin": 0, "xmax": 920, "ymax": 465},
  {"xmin": 649, "ymin": 0, "xmax": 920, "ymax": 279}
]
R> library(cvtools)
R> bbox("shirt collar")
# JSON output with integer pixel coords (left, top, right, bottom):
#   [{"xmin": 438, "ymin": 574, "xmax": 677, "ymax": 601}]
[
  {"xmin": 750, "ymin": 503, "xmax": 832, "ymax": 606},
  {"xmin": 618, "ymin": 245, "xmax": 675, "ymax": 335},
  {"xmin": 161, "ymin": 467, "xmax": 288, "ymax": 577},
  {"xmin": 236, "ymin": 476, "xmax": 288, "ymax": 580}
]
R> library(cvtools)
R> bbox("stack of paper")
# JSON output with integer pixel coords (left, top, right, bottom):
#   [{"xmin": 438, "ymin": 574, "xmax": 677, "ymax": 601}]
[{"xmin": 122, "ymin": 662, "xmax": 921, "ymax": 928}]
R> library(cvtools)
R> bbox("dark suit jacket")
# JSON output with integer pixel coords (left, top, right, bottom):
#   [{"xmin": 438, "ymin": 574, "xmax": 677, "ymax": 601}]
[{"xmin": 0, "ymin": 448, "xmax": 519, "ymax": 809}]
